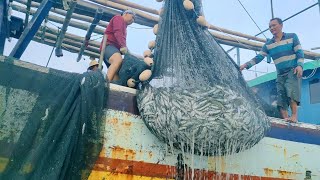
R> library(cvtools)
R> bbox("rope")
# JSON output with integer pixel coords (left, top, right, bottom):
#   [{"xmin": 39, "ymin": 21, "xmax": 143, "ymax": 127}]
[
  {"xmin": 211, "ymin": 24, "xmax": 275, "ymax": 65},
  {"xmin": 191, "ymin": 3, "xmax": 274, "ymax": 69},
  {"xmin": 47, "ymin": 20, "xmax": 61, "ymax": 29},
  {"xmin": 246, "ymin": 69, "xmax": 269, "ymax": 74},
  {"xmin": 89, "ymin": 36, "xmax": 103, "ymax": 41},
  {"xmin": 128, "ymin": 26, "xmax": 153, "ymax": 29},
  {"xmin": 236, "ymin": 0, "xmax": 267, "ymax": 38},
  {"xmin": 302, "ymin": 59, "xmax": 320, "ymax": 79}
]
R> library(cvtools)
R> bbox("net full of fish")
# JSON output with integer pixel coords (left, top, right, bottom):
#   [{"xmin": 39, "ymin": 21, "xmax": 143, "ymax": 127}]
[
  {"xmin": 136, "ymin": 0, "xmax": 271, "ymax": 156},
  {"xmin": 137, "ymin": 84, "xmax": 270, "ymax": 155}
]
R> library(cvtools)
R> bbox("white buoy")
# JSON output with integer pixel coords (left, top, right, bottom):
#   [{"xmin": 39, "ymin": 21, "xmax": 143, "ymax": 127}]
[
  {"xmin": 143, "ymin": 50, "xmax": 152, "ymax": 57},
  {"xmin": 153, "ymin": 24, "xmax": 159, "ymax": 35},
  {"xmin": 127, "ymin": 78, "xmax": 136, "ymax": 87},
  {"xmin": 144, "ymin": 57, "xmax": 154, "ymax": 66},
  {"xmin": 148, "ymin": 40, "xmax": 156, "ymax": 50},
  {"xmin": 183, "ymin": 0, "xmax": 194, "ymax": 10},
  {"xmin": 139, "ymin": 70, "xmax": 152, "ymax": 81},
  {"xmin": 197, "ymin": 16, "xmax": 208, "ymax": 27}
]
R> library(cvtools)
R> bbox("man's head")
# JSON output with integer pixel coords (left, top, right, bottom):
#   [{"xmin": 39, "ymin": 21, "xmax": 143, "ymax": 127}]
[
  {"xmin": 269, "ymin": 18, "xmax": 283, "ymax": 36},
  {"xmin": 122, "ymin": 9, "xmax": 136, "ymax": 25},
  {"xmin": 88, "ymin": 60, "xmax": 101, "ymax": 71}
]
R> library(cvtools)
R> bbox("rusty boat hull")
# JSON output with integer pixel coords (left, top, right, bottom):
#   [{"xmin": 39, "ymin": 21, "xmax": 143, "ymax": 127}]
[
  {"xmin": 88, "ymin": 83, "xmax": 320, "ymax": 180},
  {"xmin": 0, "ymin": 59, "xmax": 319, "ymax": 180}
]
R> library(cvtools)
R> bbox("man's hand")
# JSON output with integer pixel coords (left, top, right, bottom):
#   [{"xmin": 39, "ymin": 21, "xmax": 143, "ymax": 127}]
[
  {"xmin": 294, "ymin": 66, "xmax": 303, "ymax": 78},
  {"xmin": 239, "ymin": 64, "xmax": 247, "ymax": 71},
  {"xmin": 120, "ymin": 47, "xmax": 128, "ymax": 55}
]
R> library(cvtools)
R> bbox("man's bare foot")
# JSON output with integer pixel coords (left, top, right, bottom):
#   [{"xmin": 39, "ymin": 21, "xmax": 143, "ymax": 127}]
[
  {"xmin": 284, "ymin": 117, "xmax": 297, "ymax": 123},
  {"xmin": 284, "ymin": 117, "xmax": 291, "ymax": 122},
  {"xmin": 290, "ymin": 115, "xmax": 298, "ymax": 123}
]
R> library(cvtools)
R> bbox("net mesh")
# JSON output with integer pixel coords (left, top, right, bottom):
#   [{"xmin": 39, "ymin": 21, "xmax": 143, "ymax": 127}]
[
  {"xmin": 114, "ymin": 53, "xmax": 149, "ymax": 87},
  {"xmin": 137, "ymin": 0, "xmax": 272, "ymax": 155},
  {"xmin": 0, "ymin": 57, "xmax": 107, "ymax": 179}
]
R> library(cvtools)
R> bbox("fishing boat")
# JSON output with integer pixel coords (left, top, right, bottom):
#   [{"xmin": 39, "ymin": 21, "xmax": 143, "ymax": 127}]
[
  {"xmin": 1, "ymin": 0, "xmax": 320, "ymax": 179},
  {"xmin": 0, "ymin": 57, "xmax": 319, "ymax": 179}
]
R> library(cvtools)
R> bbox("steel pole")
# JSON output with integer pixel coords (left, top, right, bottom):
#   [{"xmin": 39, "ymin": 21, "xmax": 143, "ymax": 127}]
[
  {"xmin": 55, "ymin": 0, "xmax": 78, "ymax": 57},
  {"xmin": 77, "ymin": 8, "xmax": 103, "ymax": 62},
  {"xmin": 227, "ymin": 3, "xmax": 319, "ymax": 53},
  {"xmin": 236, "ymin": 47, "xmax": 240, "ymax": 66},
  {"xmin": 9, "ymin": 0, "xmax": 54, "ymax": 59},
  {"xmin": 0, "ymin": 0, "xmax": 8, "ymax": 55},
  {"xmin": 318, "ymin": 0, "xmax": 320, "ymax": 16},
  {"xmin": 271, "ymin": 0, "xmax": 274, "ymax": 18},
  {"xmin": 24, "ymin": 0, "xmax": 32, "ymax": 27}
]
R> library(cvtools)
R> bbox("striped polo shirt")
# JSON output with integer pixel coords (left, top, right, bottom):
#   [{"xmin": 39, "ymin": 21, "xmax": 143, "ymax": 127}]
[{"xmin": 245, "ymin": 33, "xmax": 304, "ymax": 75}]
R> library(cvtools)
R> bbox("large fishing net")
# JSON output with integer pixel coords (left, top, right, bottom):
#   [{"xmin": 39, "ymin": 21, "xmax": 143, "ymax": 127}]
[
  {"xmin": 0, "ymin": 57, "xmax": 107, "ymax": 179},
  {"xmin": 114, "ymin": 53, "xmax": 150, "ymax": 88},
  {"xmin": 137, "ymin": 0, "xmax": 271, "ymax": 155}
]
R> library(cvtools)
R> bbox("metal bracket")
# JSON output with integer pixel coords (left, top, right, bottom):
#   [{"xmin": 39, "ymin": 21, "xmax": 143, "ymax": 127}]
[
  {"xmin": 0, "ymin": 0, "xmax": 9, "ymax": 55},
  {"xmin": 77, "ymin": 8, "xmax": 103, "ymax": 62},
  {"xmin": 9, "ymin": 0, "xmax": 54, "ymax": 59},
  {"xmin": 55, "ymin": 0, "xmax": 77, "ymax": 57}
]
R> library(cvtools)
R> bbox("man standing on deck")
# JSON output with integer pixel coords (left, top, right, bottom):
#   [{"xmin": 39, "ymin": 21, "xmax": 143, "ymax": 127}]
[
  {"xmin": 240, "ymin": 18, "xmax": 304, "ymax": 123},
  {"xmin": 101, "ymin": 10, "xmax": 136, "ymax": 81}
]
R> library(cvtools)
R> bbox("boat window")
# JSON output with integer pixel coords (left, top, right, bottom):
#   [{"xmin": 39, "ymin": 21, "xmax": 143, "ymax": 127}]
[{"xmin": 309, "ymin": 78, "xmax": 320, "ymax": 104}]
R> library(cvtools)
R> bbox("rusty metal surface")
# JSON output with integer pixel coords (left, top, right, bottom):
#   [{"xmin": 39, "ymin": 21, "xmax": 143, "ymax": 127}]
[{"xmin": 96, "ymin": 109, "xmax": 320, "ymax": 179}]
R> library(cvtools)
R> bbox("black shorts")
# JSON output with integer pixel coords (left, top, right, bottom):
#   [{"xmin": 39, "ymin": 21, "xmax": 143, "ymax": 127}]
[{"xmin": 103, "ymin": 45, "xmax": 121, "ymax": 67}]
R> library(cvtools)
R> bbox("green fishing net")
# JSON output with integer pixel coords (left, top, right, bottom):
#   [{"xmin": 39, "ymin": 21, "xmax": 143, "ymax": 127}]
[
  {"xmin": 0, "ymin": 56, "xmax": 108, "ymax": 179},
  {"xmin": 137, "ymin": 0, "xmax": 273, "ymax": 155}
]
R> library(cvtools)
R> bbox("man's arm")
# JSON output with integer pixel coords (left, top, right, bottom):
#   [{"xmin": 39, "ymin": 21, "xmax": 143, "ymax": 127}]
[
  {"xmin": 113, "ymin": 16, "xmax": 126, "ymax": 48},
  {"xmin": 293, "ymin": 33, "xmax": 304, "ymax": 77},
  {"xmin": 293, "ymin": 33, "xmax": 304, "ymax": 68},
  {"xmin": 240, "ymin": 44, "xmax": 268, "ymax": 71}
]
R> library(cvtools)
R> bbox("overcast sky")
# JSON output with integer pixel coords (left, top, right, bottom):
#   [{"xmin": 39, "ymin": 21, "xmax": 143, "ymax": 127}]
[{"xmin": 4, "ymin": 0, "xmax": 320, "ymax": 80}]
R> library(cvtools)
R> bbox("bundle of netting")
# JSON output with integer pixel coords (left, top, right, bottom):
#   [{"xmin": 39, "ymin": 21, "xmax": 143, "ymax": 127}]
[
  {"xmin": 137, "ymin": 0, "xmax": 270, "ymax": 155},
  {"xmin": 0, "ymin": 58, "xmax": 107, "ymax": 179}
]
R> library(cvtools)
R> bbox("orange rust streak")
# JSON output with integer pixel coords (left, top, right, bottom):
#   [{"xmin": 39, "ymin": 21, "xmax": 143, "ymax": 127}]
[
  {"xmin": 99, "ymin": 148, "xmax": 106, "ymax": 157},
  {"xmin": 277, "ymin": 170, "xmax": 299, "ymax": 179},
  {"xmin": 284, "ymin": 148, "xmax": 287, "ymax": 157},
  {"xmin": 111, "ymin": 146, "xmax": 136, "ymax": 161},
  {"xmin": 148, "ymin": 151, "xmax": 153, "ymax": 159},
  {"xmin": 93, "ymin": 157, "xmax": 288, "ymax": 179},
  {"xmin": 121, "ymin": 121, "xmax": 132, "ymax": 127},
  {"xmin": 94, "ymin": 157, "xmax": 175, "ymax": 178},
  {"xmin": 109, "ymin": 118, "xmax": 119, "ymax": 125},
  {"xmin": 272, "ymin": 144, "xmax": 283, "ymax": 149},
  {"xmin": 264, "ymin": 168, "xmax": 274, "ymax": 177},
  {"xmin": 264, "ymin": 167, "xmax": 299, "ymax": 179}
]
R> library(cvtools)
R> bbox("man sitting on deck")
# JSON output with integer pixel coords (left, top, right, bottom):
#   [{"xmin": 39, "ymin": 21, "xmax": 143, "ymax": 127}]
[
  {"xmin": 101, "ymin": 10, "xmax": 136, "ymax": 82},
  {"xmin": 240, "ymin": 18, "xmax": 304, "ymax": 123}
]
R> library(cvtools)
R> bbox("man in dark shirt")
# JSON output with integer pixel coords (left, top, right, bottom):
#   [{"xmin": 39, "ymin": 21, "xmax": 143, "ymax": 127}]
[{"xmin": 101, "ymin": 10, "xmax": 136, "ymax": 81}]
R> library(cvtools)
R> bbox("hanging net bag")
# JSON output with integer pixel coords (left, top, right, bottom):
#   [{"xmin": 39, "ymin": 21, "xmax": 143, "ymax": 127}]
[{"xmin": 137, "ymin": 0, "xmax": 270, "ymax": 155}]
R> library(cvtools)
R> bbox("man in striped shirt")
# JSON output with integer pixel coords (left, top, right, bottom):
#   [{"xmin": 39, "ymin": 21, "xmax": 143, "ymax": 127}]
[{"xmin": 240, "ymin": 18, "xmax": 304, "ymax": 123}]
